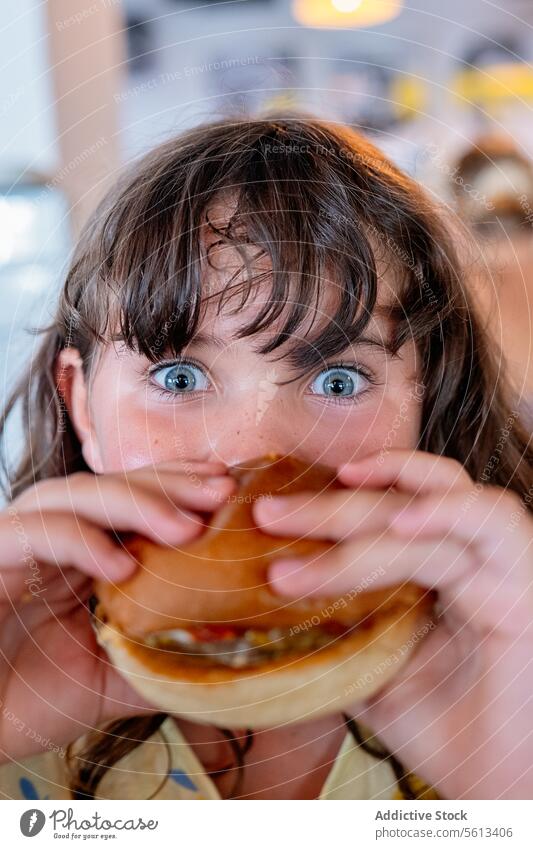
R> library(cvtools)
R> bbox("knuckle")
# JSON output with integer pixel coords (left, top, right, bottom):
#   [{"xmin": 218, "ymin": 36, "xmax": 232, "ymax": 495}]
[
  {"xmin": 138, "ymin": 498, "xmax": 172, "ymax": 524},
  {"xmin": 122, "ymin": 466, "xmax": 149, "ymax": 483},
  {"xmin": 13, "ymin": 478, "xmax": 52, "ymax": 509},
  {"xmin": 43, "ymin": 511, "xmax": 84, "ymax": 540},
  {"xmin": 499, "ymin": 489, "xmax": 522, "ymax": 514},
  {"xmin": 479, "ymin": 486, "xmax": 519, "ymax": 515},
  {"xmin": 64, "ymin": 518, "xmax": 108, "ymax": 555},
  {"xmin": 342, "ymin": 537, "xmax": 366, "ymax": 565},
  {"xmin": 328, "ymin": 491, "xmax": 359, "ymax": 530},
  {"xmin": 67, "ymin": 470, "xmax": 93, "ymax": 489},
  {"xmin": 443, "ymin": 456, "xmax": 469, "ymax": 481},
  {"xmin": 97, "ymin": 474, "xmax": 136, "ymax": 505},
  {"xmin": 152, "ymin": 498, "xmax": 190, "ymax": 525},
  {"xmin": 127, "ymin": 490, "xmax": 183, "ymax": 527}
]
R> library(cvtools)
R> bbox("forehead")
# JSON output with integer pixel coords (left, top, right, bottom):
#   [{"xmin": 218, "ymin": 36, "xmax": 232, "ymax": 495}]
[
  {"xmin": 99, "ymin": 188, "xmax": 407, "ymax": 379},
  {"xmin": 198, "ymin": 192, "xmax": 269, "ymax": 292},
  {"xmin": 195, "ymin": 192, "xmax": 400, "ymax": 343}
]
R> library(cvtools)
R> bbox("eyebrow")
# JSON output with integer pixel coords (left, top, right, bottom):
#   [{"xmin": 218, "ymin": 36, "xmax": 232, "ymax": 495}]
[
  {"xmin": 181, "ymin": 331, "xmax": 397, "ymax": 362},
  {"xmin": 185, "ymin": 331, "xmax": 227, "ymax": 350},
  {"xmin": 164, "ymin": 296, "xmax": 399, "ymax": 357}
]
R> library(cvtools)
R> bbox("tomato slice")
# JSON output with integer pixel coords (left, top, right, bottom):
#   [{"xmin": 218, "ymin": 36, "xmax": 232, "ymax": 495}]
[{"xmin": 187, "ymin": 624, "xmax": 241, "ymax": 642}]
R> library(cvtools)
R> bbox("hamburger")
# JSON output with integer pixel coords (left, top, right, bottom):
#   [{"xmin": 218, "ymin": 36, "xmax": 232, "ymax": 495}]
[{"xmin": 92, "ymin": 454, "xmax": 435, "ymax": 728}]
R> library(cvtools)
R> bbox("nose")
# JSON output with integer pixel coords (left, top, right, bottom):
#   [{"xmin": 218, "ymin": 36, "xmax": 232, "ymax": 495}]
[{"xmin": 202, "ymin": 391, "xmax": 299, "ymax": 467}]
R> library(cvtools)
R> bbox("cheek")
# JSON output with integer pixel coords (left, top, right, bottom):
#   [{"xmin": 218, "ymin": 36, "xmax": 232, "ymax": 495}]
[
  {"xmin": 89, "ymin": 378, "xmax": 191, "ymax": 472},
  {"xmin": 359, "ymin": 396, "xmax": 421, "ymax": 456},
  {"xmin": 95, "ymin": 409, "xmax": 175, "ymax": 471},
  {"xmin": 302, "ymin": 395, "xmax": 421, "ymax": 467},
  {"xmin": 86, "ymin": 350, "xmax": 423, "ymax": 472}
]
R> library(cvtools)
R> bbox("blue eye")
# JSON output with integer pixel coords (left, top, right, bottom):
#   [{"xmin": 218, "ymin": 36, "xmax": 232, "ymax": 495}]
[
  {"xmin": 309, "ymin": 365, "xmax": 367, "ymax": 400},
  {"xmin": 151, "ymin": 361, "xmax": 210, "ymax": 394}
]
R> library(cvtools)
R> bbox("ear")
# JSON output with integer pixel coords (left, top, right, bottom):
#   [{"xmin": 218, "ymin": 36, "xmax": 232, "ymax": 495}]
[{"xmin": 54, "ymin": 347, "xmax": 104, "ymax": 473}]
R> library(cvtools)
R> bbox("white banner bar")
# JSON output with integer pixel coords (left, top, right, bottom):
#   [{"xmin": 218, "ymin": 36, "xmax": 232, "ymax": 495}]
[{"xmin": 2, "ymin": 799, "xmax": 533, "ymax": 848}]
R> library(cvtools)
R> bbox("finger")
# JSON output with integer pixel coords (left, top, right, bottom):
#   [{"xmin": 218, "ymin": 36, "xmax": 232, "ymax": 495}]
[
  {"xmin": 146, "ymin": 458, "xmax": 229, "ymax": 476},
  {"xmin": 389, "ymin": 487, "xmax": 530, "ymax": 570},
  {"xmin": 266, "ymin": 532, "xmax": 474, "ymax": 597},
  {"xmin": 253, "ymin": 488, "xmax": 412, "ymax": 540},
  {"xmin": 127, "ymin": 468, "xmax": 237, "ymax": 510},
  {"xmin": 337, "ymin": 450, "xmax": 472, "ymax": 495},
  {"xmin": 12, "ymin": 472, "xmax": 219, "ymax": 545},
  {"xmin": 0, "ymin": 511, "xmax": 137, "ymax": 596}
]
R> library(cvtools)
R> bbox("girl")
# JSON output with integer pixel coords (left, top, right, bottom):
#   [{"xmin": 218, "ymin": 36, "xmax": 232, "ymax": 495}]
[{"xmin": 0, "ymin": 115, "xmax": 532, "ymax": 801}]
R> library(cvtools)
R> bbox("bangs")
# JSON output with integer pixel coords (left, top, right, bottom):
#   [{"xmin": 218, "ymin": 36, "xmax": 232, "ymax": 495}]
[
  {"xmin": 74, "ymin": 118, "xmax": 448, "ymax": 372},
  {"xmin": 9, "ymin": 115, "xmax": 529, "ymax": 505}
]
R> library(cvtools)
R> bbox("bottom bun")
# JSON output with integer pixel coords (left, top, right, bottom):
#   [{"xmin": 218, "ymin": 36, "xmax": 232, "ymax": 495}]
[{"xmin": 94, "ymin": 599, "xmax": 434, "ymax": 728}]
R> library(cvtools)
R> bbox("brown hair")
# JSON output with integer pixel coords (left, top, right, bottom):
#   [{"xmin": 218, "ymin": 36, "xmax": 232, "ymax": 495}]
[{"xmin": 1, "ymin": 114, "xmax": 531, "ymax": 799}]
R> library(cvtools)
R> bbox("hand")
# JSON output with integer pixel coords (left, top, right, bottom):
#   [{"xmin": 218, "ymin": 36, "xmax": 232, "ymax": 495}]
[
  {"xmin": 253, "ymin": 450, "xmax": 533, "ymax": 799},
  {"xmin": 0, "ymin": 460, "xmax": 236, "ymax": 763}
]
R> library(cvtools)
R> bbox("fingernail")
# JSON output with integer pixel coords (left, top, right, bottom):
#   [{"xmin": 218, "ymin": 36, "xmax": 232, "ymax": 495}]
[
  {"xmin": 168, "ymin": 508, "xmax": 203, "ymax": 534},
  {"xmin": 158, "ymin": 520, "xmax": 202, "ymax": 547},
  {"xmin": 173, "ymin": 504, "xmax": 197, "ymax": 518},
  {"xmin": 202, "ymin": 478, "xmax": 236, "ymax": 505},
  {"xmin": 268, "ymin": 558, "xmax": 304, "ymax": 587},
  {"xmin": 180, "ymin": 508, "xmax": 204, "ymax": 525},
  {"xmin": 338, "ymin": 460, "xmax": 364, "ymax": 472},
  {"xmin": 337, "ymin": 462, "xmax": 370, "ymax": 481},
  {"xmin": 205, "ymin": 476, "xmax": 236, "ymax": 492},
  {"xmin": 255, "ymin": 496, "xmax": 289, "ymax": 518},
  {"xmin": 112, "ymin": 551, "xmax": 138, "ymax": 577}
]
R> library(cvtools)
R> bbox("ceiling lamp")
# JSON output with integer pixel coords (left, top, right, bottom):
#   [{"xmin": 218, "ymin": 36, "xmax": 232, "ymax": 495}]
[{"xmin": 292, "ymin": 0, "xmax": 403, "ymax": 28}]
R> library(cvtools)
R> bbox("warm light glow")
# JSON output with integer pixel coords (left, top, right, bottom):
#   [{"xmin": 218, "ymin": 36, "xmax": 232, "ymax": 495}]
[
  {"xmin": 454, "ymin": 64, "xmax": 533, "ymax": 105},
  {"xmin": 332, "ymin": 0, "xmax": 363, "ymax": 11},
  {"xmin": 292, "ymin": 0, "xmax": 402, "ymax": 28}
]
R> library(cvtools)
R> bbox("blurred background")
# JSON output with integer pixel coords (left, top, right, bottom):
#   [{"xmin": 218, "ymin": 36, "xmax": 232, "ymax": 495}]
[{"xmin": 2, "ymin": 0, "xmax": 533, "ymax": 432}]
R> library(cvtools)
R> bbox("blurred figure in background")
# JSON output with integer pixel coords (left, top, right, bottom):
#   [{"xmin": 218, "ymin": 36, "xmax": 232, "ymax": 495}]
[{"xmin": 453, "ymin": 136, "xmax": 533, "ymax": 427}]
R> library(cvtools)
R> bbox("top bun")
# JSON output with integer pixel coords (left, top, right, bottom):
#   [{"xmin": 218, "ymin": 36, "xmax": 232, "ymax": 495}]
[{"xmin": 94, "ymin": 454, "xmax": 429, "ymax": 639}]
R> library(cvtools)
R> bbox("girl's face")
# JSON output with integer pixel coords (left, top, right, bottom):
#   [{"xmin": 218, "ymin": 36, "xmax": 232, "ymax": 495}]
[{"xmin": 61, "ymin": 209, "xmax": 423, "ymax": 473}]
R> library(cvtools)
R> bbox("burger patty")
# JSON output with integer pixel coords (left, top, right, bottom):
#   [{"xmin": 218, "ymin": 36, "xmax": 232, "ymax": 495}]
[{"xmin": 142, "ymin": 622, "xmax": 351, "ymax": 669}]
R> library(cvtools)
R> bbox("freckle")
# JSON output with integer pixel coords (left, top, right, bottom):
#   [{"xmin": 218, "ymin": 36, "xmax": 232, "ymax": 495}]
[{"xmin": 154, "ymin": 439, "xmax": 159, "ymax": 445}]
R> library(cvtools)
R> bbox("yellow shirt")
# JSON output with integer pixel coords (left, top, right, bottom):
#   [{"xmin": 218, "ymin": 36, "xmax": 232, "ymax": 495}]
[{"xmin": 0, "ymin": 717, "xmax": 439, "ymax": 800}]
